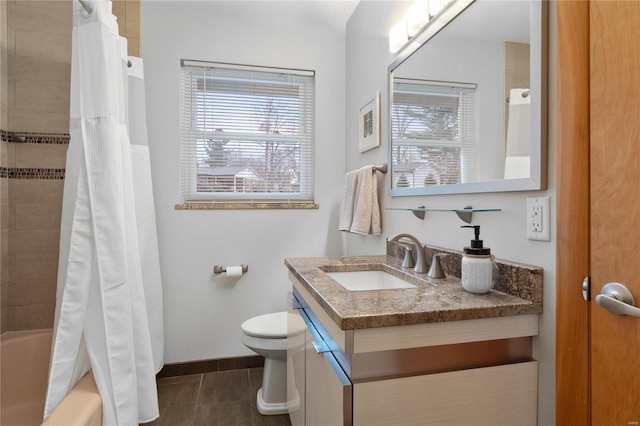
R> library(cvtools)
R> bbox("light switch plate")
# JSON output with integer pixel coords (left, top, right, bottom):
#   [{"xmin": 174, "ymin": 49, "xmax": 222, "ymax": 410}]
[{"xmin": 527, "ymin": 196, "xmax": 551, "ymax": 241}]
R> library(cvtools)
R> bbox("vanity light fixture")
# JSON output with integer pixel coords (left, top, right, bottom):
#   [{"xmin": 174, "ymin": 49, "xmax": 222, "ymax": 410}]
[
  {"xmin": 389, "ymin": 0, "xmax": 455, "ymax": 54},
  {"xmin": 389, "ymin": 21, "xmax": 409, "ymax": 54},
  {"xmin": 429, "ymin": 0, "xmax": 453, "ymax": 18},
  {"xmin": 407, "ymin": 0, "xmax": 430, "ymax": 37}
]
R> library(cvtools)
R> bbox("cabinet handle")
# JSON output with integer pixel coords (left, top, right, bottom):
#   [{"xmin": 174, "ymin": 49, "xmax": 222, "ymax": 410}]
[
  {"xmin": 289, "ymin": 292, "xmax": 303, "ymax": 310},
  {"xmin": 312, "ymin": 340, "xmax": 330, "ymax": 354},
  {"xmin": 305, "ymin": 314, "xmax": 331, "ymax": 353}
]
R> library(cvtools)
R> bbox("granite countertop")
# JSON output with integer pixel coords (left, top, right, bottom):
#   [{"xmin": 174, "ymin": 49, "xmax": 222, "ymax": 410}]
[{"xmin": 285, "ymin": 255, "xmax": 543, "ymax": 330}]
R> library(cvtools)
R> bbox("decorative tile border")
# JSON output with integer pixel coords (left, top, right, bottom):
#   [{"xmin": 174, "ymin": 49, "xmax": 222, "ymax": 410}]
[
  {"xmin": 5, "ymin": 168, "xmax": 65, "ymax": 180},
  {"xmin": 9, "ymin": 132, "xmax": 70, "ymax": 145},
  {"xmin": 0, "ymin": 130, "xmax": 68, "ymax": 180}
]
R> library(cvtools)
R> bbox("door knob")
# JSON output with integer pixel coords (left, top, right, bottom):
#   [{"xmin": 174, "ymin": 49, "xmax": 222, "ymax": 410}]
[{"xmin": 595, "ymin": 282, "xmax": 640, "ymax": 318}]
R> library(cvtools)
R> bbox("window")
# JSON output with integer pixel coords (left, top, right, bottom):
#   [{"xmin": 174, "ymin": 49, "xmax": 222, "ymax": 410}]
[
  {"xmin": 391, "ymin": 79, "xmax": 476, "ymax": 188},
  {"xmin": 180, "ymin": 60, "xmax": 315, "ymax": 204}
]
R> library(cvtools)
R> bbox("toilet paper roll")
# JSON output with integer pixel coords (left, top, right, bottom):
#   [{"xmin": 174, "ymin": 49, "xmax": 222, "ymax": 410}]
[{"xmin": 226, "ymin": 266, "xmax": 243, "ymax": 277}]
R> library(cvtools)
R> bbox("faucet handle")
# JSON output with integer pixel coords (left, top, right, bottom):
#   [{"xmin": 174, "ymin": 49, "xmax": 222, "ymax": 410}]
[
  {"xmin": 427, "ymin": 253, "xmax": 447, "ymax": 279},
  {"xmin": 400, "ymin": 245, "xmax": 415, "ymax": 269}
]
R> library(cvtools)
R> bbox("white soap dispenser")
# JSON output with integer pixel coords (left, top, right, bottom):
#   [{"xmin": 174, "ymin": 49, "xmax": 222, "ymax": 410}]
[{"xmin": 460, "ymin": 225, "xmax": 493, "ymax": 294}]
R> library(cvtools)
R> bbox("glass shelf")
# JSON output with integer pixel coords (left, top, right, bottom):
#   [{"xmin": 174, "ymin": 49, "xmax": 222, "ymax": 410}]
[{"xmin": 386, "ymin": 206, "xmax": 502, "ymax": 223}]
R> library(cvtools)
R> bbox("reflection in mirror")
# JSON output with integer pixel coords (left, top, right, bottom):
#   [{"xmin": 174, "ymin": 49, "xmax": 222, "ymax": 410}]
[
  {"xmin": 389, "ymin": 0, "xmax": 546, "ymax": 195},
  {"xmin": 392, "ymin": 79, "xmax": 477, "ymax": 187}
]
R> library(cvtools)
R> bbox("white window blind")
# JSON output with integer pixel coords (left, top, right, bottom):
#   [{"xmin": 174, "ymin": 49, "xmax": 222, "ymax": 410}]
[
  {"xmin": 180, "ymin": 60, "xmax": 315, "ymax": 203},
  {"xmin": 391, "ymin": 78, "xmax": 476, "ymax": 188}
]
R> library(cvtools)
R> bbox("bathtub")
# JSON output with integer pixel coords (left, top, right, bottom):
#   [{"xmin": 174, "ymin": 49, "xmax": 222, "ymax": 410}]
[{"xmin": 0, "ymin": 330, "xmax": 102, "ymax": 426}]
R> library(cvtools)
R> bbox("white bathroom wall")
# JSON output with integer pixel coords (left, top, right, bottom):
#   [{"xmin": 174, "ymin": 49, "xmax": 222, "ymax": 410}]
[
  {"xmin": 141, "ymin": 1, "xmax": 347, "ymax": 363},
  {"xmin": 345, "ymin": 2, "xmax": 556, "ymax": 425}
]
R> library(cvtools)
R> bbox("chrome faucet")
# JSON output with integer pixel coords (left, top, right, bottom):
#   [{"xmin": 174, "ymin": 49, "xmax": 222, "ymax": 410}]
[{"xmin": 388, "ymin": 233, "xmax": 428, "ymax": 273}]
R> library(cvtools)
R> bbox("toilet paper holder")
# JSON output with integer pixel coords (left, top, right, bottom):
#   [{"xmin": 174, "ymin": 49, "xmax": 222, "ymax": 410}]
[{"xmin": 213, "ymin": 264, "xmax": 249, "ymax": 274}]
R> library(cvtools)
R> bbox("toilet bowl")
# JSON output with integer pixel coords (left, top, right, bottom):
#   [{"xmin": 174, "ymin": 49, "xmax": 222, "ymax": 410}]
[{"xmin": 241, "ymin": 311, "xmax": 305, "ymax": 415}]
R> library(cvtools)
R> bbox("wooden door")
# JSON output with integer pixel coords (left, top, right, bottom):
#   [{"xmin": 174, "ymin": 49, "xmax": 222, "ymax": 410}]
[
  {"xmin": 556, "ymin": 1, "xmax": 640, "ymax": 426},
  {"xmin": 556, "ymin": 1, "xmax": 591, "ymax": 423},
  {"xmin": 590, "ymin": 1, "xmax": 640, "ymax": 423},
  {"xmin": 557, "ymin": 1, "xmax": 640, "ymax": 424}
]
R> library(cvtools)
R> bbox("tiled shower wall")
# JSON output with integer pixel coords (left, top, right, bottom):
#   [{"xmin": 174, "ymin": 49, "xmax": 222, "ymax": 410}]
[
  {"xmin": 0, "ymin": 0, "xmax": 140, "ymax": 334},
  {"xmin": 1, "ymin": 0, "xmax": 10, "ymax": 333}
]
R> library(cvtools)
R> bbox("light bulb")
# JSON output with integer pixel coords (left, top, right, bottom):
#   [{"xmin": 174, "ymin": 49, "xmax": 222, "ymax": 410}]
[
  {"xmin": 407, "ymin": 0, "xmax": 429, "ymax": 37},
  {"xmin": 429, "ymin": 0, "xmax": 452, "ymax": 18},
  {"xmin": 389, "ymin": 21, "xmax": 408, "ymax": 53}
]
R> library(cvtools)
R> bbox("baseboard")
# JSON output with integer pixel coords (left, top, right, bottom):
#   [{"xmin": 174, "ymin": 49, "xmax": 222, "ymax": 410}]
[{"xmin": 157, "ymin": 355, "xmax": 264, "ymax": 378}]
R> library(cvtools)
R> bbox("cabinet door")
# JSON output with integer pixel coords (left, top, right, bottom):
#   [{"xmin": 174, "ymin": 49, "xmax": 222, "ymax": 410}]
[
  {"xmin": 287, "ymin": 303, "xmax": 306, "ymax": 426},
  {"xmin": 305, "ymin": 326, "xmax": 352, "ymax": 426},
  {"xmin": 353, "ymin": 361, "xmax": 538, "ymax": 425}
]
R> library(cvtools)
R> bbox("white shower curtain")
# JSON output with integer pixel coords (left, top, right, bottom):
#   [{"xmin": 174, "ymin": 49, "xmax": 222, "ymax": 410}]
[
  {"xmin": 45, "ymin": 1, "xmax": 162, "ymax": 424},
  {"xmin": 127, "ymin": 56, "xmax": 165, "ymax": 373},
  {"xmin": 504, "ymin": 88, "xmax": 531, "ymax": 179}
]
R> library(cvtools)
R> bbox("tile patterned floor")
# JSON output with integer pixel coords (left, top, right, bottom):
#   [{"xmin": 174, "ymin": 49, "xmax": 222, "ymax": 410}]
[{"xmin": 148, "ymin": 368, "xmax": 291, "ymax": 426}]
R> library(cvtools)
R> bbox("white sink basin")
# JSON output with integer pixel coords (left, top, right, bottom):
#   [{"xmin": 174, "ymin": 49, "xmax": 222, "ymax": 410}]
[{"xmin": 326, "ymin": 270, "xmax": 417, "ymax": 291}]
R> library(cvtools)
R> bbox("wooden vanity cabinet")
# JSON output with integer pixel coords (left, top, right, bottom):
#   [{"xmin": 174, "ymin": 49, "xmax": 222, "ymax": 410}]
[{"xmin": 287, "ymin": 276, "xmax": 539, "ymax": 425}]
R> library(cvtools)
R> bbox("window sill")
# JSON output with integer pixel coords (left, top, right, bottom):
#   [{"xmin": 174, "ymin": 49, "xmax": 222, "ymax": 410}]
[{"xmin": 175, "ymin": 203, "xmax": 319, "ymax": 210}]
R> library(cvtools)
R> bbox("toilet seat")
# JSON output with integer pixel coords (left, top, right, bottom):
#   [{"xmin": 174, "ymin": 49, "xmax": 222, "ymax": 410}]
[{"xmin": 241, "ymin": 312, "xmax": 304, "ymax": 339}]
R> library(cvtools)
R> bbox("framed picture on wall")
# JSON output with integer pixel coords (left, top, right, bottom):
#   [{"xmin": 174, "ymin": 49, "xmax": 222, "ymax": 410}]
[{"xmin": 358, "ymin": 92, "xmax": 380, "ymax": 153}]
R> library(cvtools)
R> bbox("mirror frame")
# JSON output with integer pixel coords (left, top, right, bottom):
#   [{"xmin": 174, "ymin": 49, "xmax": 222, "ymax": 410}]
[{"xmin": 387, "ymin": 0, "xmax": 548, "ymax": 196}]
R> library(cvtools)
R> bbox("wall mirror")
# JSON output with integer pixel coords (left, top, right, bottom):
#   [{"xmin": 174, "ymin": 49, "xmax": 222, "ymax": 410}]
[{"xmin": 388, "ymin": 0, "xmax": 547, "ymax": 196}]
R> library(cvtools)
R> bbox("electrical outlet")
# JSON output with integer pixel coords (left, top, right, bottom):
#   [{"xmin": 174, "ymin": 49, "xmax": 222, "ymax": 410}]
[{"xmin": 527, "ymin": 196, "xmax": 550, "ymax": 241}]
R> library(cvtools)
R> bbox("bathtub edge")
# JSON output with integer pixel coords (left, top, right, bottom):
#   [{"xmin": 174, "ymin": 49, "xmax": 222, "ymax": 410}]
[{"xmin": 42, "ymin": 371, "xmax": 102, "ymax": 426}]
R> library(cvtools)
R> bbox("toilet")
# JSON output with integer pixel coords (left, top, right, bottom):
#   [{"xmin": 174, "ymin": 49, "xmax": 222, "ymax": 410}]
[{"xmin": 240, "ymin": 311, "xmax": 305, "ymax": 415}]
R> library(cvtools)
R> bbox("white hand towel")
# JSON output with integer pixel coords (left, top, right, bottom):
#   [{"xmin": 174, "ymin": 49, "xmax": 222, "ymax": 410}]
[
  {"xmin": 339, "ymin": 169, "xmax": 359, "ymax": 231},
  {"xmin": 339, "ymin": 166, "xmax": 382, "ymax": 235}
]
